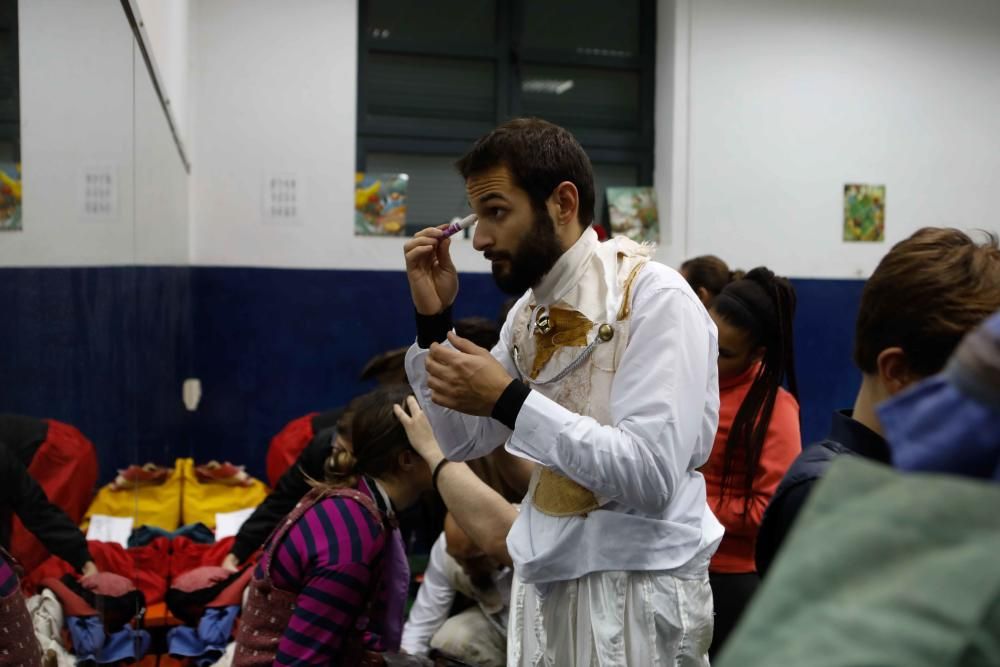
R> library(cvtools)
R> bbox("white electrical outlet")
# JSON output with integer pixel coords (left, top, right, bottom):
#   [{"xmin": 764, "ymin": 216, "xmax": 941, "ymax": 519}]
[
  {"xmin": 182, "ymin": 378, "xmax": 202, "ymax": 412},
  {"xmin": 263, "ymin": 173, "xmax": 301, "ymax": 224},
  {"xmin": 80, "ymin": 164, "xmax": 118, "ymax": 220}
]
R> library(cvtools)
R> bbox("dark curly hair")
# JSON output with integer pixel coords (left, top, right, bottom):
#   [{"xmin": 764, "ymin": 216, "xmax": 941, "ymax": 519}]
[{"xmin": 456, "ymin": 117, "xmax": 595, "ymax": 228}]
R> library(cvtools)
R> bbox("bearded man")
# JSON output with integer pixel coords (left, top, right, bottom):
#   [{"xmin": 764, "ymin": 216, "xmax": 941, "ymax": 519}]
[{"xmin": 403, "ymin": 118, "xmax": 722, "ymax": 665}]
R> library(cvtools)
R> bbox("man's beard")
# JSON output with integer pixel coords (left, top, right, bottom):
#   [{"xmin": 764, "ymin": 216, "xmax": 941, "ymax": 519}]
[{"xmin": 486, "ymin": 207, "xmax": 563, "ymax": 296}]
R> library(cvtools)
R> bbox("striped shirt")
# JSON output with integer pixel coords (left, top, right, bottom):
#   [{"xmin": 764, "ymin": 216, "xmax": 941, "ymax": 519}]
[
  {"xmin": 256, "ymin": 481, "xmax": 387, "ymax": 666},
  {"xmin": 0, "ymin": 556, "xmax": 16, "ymax": 597}
]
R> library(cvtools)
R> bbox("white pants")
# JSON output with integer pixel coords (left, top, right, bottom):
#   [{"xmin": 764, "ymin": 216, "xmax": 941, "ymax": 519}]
[{"xmin": 508, "ymin": 570, "xmax": 713, "ymax": 667}]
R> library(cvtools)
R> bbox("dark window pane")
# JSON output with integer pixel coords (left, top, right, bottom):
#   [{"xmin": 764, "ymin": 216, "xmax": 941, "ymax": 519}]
[
  {"xmin": 367, "ymin": 0, "xmax": 495, "ymax": 51},
  {"xmin": 366, "ymin": 152, "xmax": 471, "ymax": 231},
  {"xmin": 593, "ymin": 162, "xmax": 639, "ymax": 227},
  {"xmin": 520, "ymin": 65, "xmax": 639, "ymax": 132},
  {"xmin": 522, "ymin": 0, "xmax": 639, "ymax": 58},
  {"xmin": 367, "ymin": 53, "xmax": 495, "ymax": 123},
  {"xmin": 0, "ymin": 138, "xmax": 15, "ymax": 161}
]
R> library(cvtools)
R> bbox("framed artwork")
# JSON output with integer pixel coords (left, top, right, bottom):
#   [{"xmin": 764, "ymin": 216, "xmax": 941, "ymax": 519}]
[
  {"xmin": 355, "ymin": 172, "xmax": 408, "ymax": 236},
  {"xmin": 843, "ymin": 184, "xmax": 885, "ymax": 242},
  {"xmin": 607, "ymin": 186, "xmax": 659, "ymax": 244},
  {"xmin": 0, "ymin": 162, "xmax": 21, "ymax": 231}
]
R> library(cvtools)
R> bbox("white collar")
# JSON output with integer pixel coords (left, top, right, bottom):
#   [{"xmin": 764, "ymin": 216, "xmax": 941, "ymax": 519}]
[
  {"xmin": 531, "ymin": 227, "xmax": 598, "ymax": 306},
  {"xmin": 368, "ymin": 477, "xmax": 395, "ymax": 517}
]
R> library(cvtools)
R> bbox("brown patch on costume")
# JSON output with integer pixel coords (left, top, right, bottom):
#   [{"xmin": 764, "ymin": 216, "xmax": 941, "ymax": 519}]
[{"xmin": 530, "ymin": 306, "xmax": 593, "ymax": 379}]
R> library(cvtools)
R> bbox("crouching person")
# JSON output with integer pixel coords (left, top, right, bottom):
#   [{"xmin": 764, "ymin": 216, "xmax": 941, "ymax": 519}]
[
  {"xmin": 234, "ymin": 385, "xmax": 433, "ymax": 667},
  {"xmin": 402, "ymin": 513, "xmax": 512, "ymax": 667}
]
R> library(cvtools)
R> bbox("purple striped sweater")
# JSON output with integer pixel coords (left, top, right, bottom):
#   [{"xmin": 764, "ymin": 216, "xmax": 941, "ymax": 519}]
[{"xmin": 255, "ymin": 481, "xmax": 388, "ymax": 666}]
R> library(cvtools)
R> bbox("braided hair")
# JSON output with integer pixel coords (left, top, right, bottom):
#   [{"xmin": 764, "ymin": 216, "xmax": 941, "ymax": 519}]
[{"xmin": 711, "ymin": 267, "xmax": 798, "ymax": 515}]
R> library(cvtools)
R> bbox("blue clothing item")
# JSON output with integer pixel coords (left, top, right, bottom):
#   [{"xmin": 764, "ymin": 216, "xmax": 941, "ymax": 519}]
[
  {"xmin": 879, "ymin": 310, "xmax": 1000, "ymax": 482},
  {"xmin": 67, "ymin": 616, "xmax": 151, "ymax": 665},
  {"xmin": 97, "ymin": 626, "xmax": 151, "ymax": 664},
  {"xmin": 167, "ymin": 605, "xmax": 239, "ymax": 665},
  {"xmin": 128, "ymin": 522, "xmax": 216, "ymax": 547},
  {"xmin": 66, "ymin": 616, "xmax": 104, "ymax": 661},
  {"xmin": 755, "ymin": 410, "xmax": 891, "ymax": 576}
]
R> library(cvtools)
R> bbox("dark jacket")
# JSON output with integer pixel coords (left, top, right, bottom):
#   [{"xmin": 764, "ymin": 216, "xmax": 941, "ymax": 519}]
[
  {"xmin": 0, "ymin": 440, "xmax": 92, "ymax": 570},
  {"xmin": 230, "ymin": 412, "xmax": 342, "ymax": 563},
  {"xmin": 0, "ymin": 413, "xmax": 48, "ymax": 467},
  {"xmin": 755, "ymin": 410, "xmax": 890, "ymax": 576}
]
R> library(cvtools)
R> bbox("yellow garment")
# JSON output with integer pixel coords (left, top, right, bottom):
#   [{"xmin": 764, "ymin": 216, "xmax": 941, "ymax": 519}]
[
  {"xmin": 83, "ymin": 458, "xmax": 269, "ymax": 532},
  {"xmin": 179, "ymin": 458, "xmax": 269, "ymax": 529},
  {"xmin": 82, "ymin": 461, "xmax": 184, "ymax": 531}
]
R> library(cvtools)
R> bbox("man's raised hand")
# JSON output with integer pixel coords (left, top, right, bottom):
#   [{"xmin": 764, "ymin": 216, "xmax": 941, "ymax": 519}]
[{"xmin": 403, "ymin": 226, "xmax": 458, "ymax": 316}]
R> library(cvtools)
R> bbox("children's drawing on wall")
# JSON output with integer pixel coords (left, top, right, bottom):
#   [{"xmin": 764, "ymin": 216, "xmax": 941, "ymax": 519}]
[
  {"xmin": 843, "ymin": 183, "xmax": 885, "ymax": 242},
  {"xmin": 355, "ymin": 172, "xmax": 408, "ymax": 236},
  {"xmin": 0, "ymin": 162, "xmax": 21, "ymax": 231},
  {"xmin": 607, "ymin": 186, "xmax": 659, "ymax": 244}
]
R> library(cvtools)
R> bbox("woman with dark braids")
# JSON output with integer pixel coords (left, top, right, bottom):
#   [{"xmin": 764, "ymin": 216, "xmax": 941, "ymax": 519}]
[{"xmin": 699, "ymin": 267, "xmax": 801, "ymax": 657}]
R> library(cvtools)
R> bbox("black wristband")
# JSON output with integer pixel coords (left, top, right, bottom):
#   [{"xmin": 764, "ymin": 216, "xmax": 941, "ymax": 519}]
[
  {"xmin": 491, "ymin": 379, "xmax": 531, "ymax": 430},
  {"xmin": 431, "ymin": 458, "xmax": 451, "ymax": 493},
  {"xmin": 416, "ymin": 306, "xmax": 454, "ymax": 348}
]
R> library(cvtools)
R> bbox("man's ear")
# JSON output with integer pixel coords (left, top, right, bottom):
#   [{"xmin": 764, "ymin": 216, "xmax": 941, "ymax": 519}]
[
  {"xmin": 696, "ymin": 286, "xmax": 712, "ymax": 306},
  {"xmin": 875, "ymin": 347, "xmax": 915, "ymax": 396},
  {"xmin": 549, "ymin": 181, "xmax": 580, "ymax": 228}
]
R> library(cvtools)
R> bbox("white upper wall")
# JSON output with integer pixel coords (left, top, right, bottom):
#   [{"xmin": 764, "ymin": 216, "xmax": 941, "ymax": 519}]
[
  {"xmin": 188, "ymin": 0, "xmax": 541, "ymax": 273},
  {"xmin": 135, "ymin": 0, "xmax": 191, "ymax": 143},
  {"xmin": 0, "ymin": 0, "xmax": 190, "ymax": 267},
  {"xmin": 135, "ymin": 43, "xmax": 190, "ymax": 266},
  {"xmin": 192, "ymin": 0, "xmax": 448, "ymax": 271},
  {"xmin": 2, "ymin": 0, "xmax": 136, "ymax": 267},
  {"xmin": 192, "ymin": 0, "xmax": 1000, "ymax": 278},
  {"xmin": 653, "ymin": 0, "xmax": 685, "ymax": 270},
  {"xmin": 677, "ymin": 0, "xmax": 1000, "ymax": 278}
]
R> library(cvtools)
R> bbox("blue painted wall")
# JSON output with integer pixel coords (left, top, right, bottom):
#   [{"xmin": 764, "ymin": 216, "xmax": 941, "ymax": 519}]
[
  {"xmin": 189, "ymin": 269, "xmax": 865, "ymax": 480},
  {"xmin": 189, "ymin": 268, "xmax": 509, "ymax": 481},
  {"xmin": 0, "ymin": 266, "xmax": 193, "ymax": 482},
  {"xmin": 791, "ymin": 278, "xmax": 865, "ymax": 444},
  {"xmin": 1, "ymin": 266, "xmax": 863, "ymax": 483}
]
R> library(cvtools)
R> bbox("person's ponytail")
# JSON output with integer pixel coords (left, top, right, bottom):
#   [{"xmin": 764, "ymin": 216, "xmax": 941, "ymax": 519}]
[
  {"xmin": 714, "ymin": 267, "xmax": 799, "ymax": 517},
  {"xmin": 323, "ymin": 445, "xmax": 359, "ymax": 488}
]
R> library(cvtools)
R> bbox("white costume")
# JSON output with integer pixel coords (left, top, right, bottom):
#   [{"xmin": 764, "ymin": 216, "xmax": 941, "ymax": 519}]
[
  {"xmin": 401, "ymin": 532, "xmax": 512, "ymax": 667},
  {"xmin": 406, "ymin": 228, "xmax": 722, "ymax": 665}
]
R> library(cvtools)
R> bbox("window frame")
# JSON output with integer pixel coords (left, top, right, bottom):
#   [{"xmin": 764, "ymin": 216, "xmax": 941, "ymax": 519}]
[{"xmin": 356, "ymin": 0, "xmax": 656, "ymax": 226}]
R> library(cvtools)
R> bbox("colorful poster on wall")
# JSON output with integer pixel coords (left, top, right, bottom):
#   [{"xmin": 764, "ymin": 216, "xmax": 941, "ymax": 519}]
[
  {"xmin": 607, "ymin": 186, "xmax": 659, "ymax": 244},
  {"xmin": 843, "ymin": 183, "xmax": 885, "ymax": 242},
  {"xmin": 0, "ymin": 162, "xmax": 22, "ymax": 231},
  {"xmin": 355, "ymin": 172, "xmax": 408, "ymax": 236}
]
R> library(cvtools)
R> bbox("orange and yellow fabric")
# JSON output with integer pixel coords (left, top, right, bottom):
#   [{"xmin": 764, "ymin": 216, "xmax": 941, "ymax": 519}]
[
  {"xmin": 179, "ymin": 458, "xmax": 269, "ymax": 530},
  {"xmin": 83, "ymin": 461, "xmax": 184, "ymax": 532}
]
